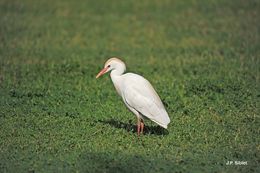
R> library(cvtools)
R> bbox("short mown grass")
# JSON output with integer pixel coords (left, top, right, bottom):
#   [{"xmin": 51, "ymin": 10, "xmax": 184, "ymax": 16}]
[{"xmin": 0, "ymin": 0, "xmax": 259, "ymax": 172}]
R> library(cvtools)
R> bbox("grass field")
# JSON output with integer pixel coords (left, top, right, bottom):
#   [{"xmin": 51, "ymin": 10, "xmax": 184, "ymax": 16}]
[{"xmin": 0, "ymin": 0, "xmax": 259, "ymax": 172}]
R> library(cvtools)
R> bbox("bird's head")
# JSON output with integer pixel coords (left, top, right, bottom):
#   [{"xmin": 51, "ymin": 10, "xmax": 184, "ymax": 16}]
[{"xmin": 96, "ymin": 57, "xmax": 126, "ymax": 78}]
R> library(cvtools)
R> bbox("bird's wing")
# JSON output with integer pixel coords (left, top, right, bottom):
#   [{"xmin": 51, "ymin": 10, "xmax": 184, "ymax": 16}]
[{"xmin": 122, "ymin": 74, "xmax": 170, "ymax": 128}]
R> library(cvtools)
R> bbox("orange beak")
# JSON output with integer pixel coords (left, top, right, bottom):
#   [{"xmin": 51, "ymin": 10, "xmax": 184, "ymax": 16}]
[{"xmin": 96, "ymin": 67, "xmax": 109, "ymax": 78}]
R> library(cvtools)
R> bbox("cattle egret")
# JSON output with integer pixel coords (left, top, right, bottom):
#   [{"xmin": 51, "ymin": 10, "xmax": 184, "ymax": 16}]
[{"xmin": 96, "ymin": 57, "xmax": 170, "ymax": 135}]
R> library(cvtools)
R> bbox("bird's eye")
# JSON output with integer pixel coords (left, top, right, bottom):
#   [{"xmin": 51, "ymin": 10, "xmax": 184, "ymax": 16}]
[{"xmin": 108, "ymin": 65, "xmax": 111, "ymax": 68}]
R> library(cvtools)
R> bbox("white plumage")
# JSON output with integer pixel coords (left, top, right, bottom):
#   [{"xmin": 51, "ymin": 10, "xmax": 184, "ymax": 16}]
[{"xmin": 96, "ymin": 57, "xmax": 170, "ymax": 135}]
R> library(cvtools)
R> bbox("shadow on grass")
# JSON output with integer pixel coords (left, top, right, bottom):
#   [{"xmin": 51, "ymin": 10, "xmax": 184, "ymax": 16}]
[
  {"xmin": 76, "ymin": 152, "xmax": 179, "ymax": 173},
  {"xmin": 97, "ymin": 119, "xmax": 169, "ymax": 136}
]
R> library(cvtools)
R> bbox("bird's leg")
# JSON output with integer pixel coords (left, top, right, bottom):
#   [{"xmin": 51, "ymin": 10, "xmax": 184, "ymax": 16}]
[
  {"xmin": 137, "ymin": 118, "xmax": 140, "ymax": 136},
  {"xmin": 140, "ymin": 119, "xmax": 144, "ymax": 134}
]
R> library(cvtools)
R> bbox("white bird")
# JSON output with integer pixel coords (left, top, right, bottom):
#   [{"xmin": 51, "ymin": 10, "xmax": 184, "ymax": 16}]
[{"xmin": 96, "ymin": 57, "xmax": 170, "ymax": 135}]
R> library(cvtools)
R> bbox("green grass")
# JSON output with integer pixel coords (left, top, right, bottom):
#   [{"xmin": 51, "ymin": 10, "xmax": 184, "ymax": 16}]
[{"xmin": 0, "ymin": 0, "xmax": 259, "ymax": 172}]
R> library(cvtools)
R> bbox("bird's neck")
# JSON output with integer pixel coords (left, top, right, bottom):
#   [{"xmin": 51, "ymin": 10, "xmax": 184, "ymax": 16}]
[
  {"xmin": 110, "ymin": 69, "xmax": 124, "ymax": 83},
  {"xmin": 110, "ymin": 69, "xmax": 124, "ymax": 77},
  {"xmin": 110, "ymin": 64, "xmax": 126, "ymax": 78},
  {"xmin": 110, "ymin": 69, "xmax": 124, "ymax": 97}
]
